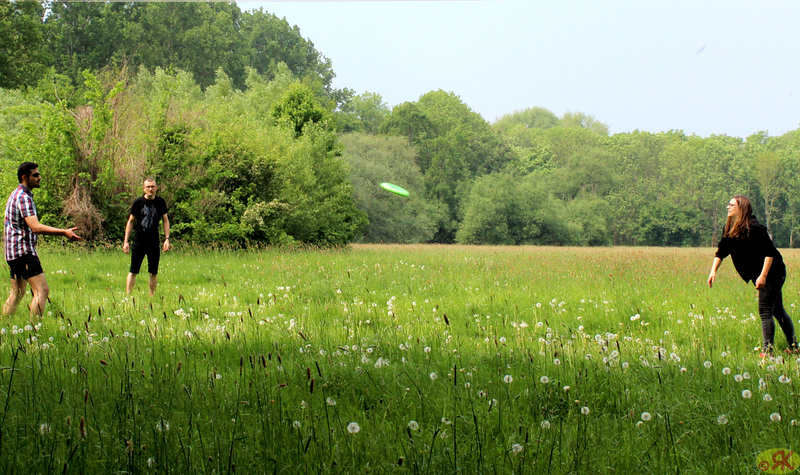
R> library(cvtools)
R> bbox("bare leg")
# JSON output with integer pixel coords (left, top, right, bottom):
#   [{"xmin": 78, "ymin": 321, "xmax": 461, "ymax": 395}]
[
  {"xmin": 126, "ymin": 273, "xmax": 137, "ymax": 294},
  {"xmin": 3, "ymin": 277, "xmax": 27, "ymax": 315},
  {"xmin": 148, "ymin": 273, "xmax": 157, "ymax": 295},
  {"xmin": 26, "ymin": 273, "xmax": 50, "ymax": 317}
]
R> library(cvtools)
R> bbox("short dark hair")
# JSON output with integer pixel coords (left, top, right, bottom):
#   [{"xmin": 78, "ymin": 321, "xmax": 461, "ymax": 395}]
[{"xmin": 18, "ymin": 162, "xmax": 38, "ymax": 183}]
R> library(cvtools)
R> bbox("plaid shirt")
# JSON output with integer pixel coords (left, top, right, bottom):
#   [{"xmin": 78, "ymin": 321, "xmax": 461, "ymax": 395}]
[{"xmin": 3, "ymin": 185, "xmax": 38, "ymax": 261}]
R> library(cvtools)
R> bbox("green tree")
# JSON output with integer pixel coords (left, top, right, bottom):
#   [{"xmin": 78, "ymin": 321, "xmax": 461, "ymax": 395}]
[
  {"xmin": 271, "ymin": 82, "xmax": 330, "ymax": 137},
  {"xmin": 382, "ymin": 90, "xmax": 513, "ymax": 242},
  {"xmin": 336, "ymin": 91, "xmax": 389, "ymax": 134},
  {"xmin": 339, "ymin": 133, "xmax": 440, "ymax": 243},
  {"xmin": 0, "ymin": 1, "xmax": 49, "ymax": 89}
]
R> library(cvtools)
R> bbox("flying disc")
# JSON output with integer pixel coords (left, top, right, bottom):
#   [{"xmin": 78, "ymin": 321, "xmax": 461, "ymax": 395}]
[{"xmin": 380, "ymin": 182, "xmax": 409, "ymax": 196}]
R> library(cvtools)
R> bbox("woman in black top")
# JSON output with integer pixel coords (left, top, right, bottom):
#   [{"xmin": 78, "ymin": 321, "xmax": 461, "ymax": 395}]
[{"xmin": 708, "ymin": 195, "xmax": 797, "ymax": 356}]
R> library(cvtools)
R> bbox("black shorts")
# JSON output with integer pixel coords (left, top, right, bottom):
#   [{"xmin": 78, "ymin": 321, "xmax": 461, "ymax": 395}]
[
  {"xmin": 7, "ymin": 253, "xmax": 44, "ymax": 280},
  {"xmin": 129, "ymin": 240, "xmax": 160, "ymax": 275}
]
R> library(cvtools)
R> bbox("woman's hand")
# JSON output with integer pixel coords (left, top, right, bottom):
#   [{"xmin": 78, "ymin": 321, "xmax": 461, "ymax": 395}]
[
  {"xmin": 708, "ymin": 271, "xmax": 716, "ymax": 288},
  {"xmin": 755, "ymin": 274, "xmax": 767, "ymax": 289}
]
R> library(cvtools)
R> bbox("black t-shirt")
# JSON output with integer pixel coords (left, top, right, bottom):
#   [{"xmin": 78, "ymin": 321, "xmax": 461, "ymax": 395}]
[
  {"xmin": 130, "ymin": 196, "xmax": 168, "ymax": 242},
  {"xmin": 715, "ymin": 216, "xmax": 785, "ymax": 284}
]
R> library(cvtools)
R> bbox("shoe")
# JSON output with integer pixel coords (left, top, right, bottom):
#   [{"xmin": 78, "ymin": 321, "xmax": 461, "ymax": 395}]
[{"xmin": 785, "ymin": 347, "xmax": 800, "ymax": 355}]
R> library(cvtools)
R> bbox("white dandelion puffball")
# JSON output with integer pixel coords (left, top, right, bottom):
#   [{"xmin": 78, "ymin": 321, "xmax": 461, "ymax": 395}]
[
  {"xmin": 722, "ymin": 367, "xmax": 731, "ymax": 375},
  {"xmin": 541, "ymin": 420, "xmax": 551, "ymax": 429},
  {"xmin": 742, "ymin": 390, "xmax": 752, "ymax": 399},
  {"xmin": 717, "ymin": 414, "xmax": 729, "ymax": 425},
  {"xmin": 770, "ymin": 413, "xmax": 782, "ymax": 422},
  {"xmin": 347, "ymin": 422, "xmax": 361, "ymax": 434},
  {"xmin": 503, "ymin": 375, "xmax": 513, "ymax": 384},
  {"xmin": 540, "ymin": 376, "xmax": 550, "ymax": 384},
  {"xmin": 430, "ymin": 372, "xmax": 438, "ymax": 381},
  {"xmin": 408, "ymin": 421, "xmax": 419, "ymax": 431},
  {"xmin": 764, "ymin": 394, "xmax": 773, "ymax": 402},
  {"xmin": 641, "ymin": 412, "xmax": 651, "ymax": 422},
  {"xmin": 704, "ymin": 361, "xmax": 712, "ymax": 369},
  {"xmin": 581, "ymin": 406, "xmax": 590, "ymax": 415},
  {"xmin": 734, "ymin": 374, "xmax": 743, "ymax": 382},
  {"xmin": 511, "ymin": 443, "xmax": 523, "ymax": 453}
]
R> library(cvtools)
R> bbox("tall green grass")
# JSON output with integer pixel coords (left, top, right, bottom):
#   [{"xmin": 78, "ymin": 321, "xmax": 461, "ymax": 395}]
[{"xmin": 1, "ymin": 244, "xmax": 798, "ymax": 473}]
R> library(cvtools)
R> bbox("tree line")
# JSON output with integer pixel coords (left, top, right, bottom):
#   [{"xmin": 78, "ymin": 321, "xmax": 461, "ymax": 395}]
[{"xmin": 2, "ymin": 2, "xmax": 799, "ymax": 247}]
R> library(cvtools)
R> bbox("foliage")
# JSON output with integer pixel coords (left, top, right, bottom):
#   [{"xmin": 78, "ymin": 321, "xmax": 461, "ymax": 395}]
[
  {"xmin": 0, "ymin": 1, "xmax": 49, "ymax": 89},
  {"xmin": 382, "ymin": 90, "xmax": 514, "ymax": 243},
  {"xmin": 339, "ymin": 133, "xmax": 440, "ymax": 243},
  {"xmin": 1, "ymin": 63, "xmax": 364, "ymax": 247},
  {"xmin": 39, "ymin": 2, "xmax": 334, "ymax": 95},
  {"xmin": 336, "ymin": 91, "xmax": 390, "ymax": 134}
]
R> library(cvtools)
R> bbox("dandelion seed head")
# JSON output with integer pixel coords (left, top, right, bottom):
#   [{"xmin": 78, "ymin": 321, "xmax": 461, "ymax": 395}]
[
  {"xmin": 771, "ymin": 412, "xmax": 782, "ymax": 422},
  {"xmin": 717, "ymin": 414, "xmax": 729, "ymax": 425},
  {"xmin": 408, "ymin": 421, "xmax": 419, "ymax": 431},
  {"xmin": 511, "ymin": 443, "xmax": 523, "ymax": 453},
  {"xmin": 641, "ymin": 412, "xmax": 651, "ymax": 422},
  {"xmin": 540, "ymin": 376, "xmax": 550, "ymax": 384},
  {"xmin": 541, "ymin": 420, "xmax": 551, "ymax": 429},
  {"xmin": 742, "ymin": 390, "xmax": 752, "ymax": 399},
  {"xmin": 347, "ymin": 422, "xmax": 360, "ymax": 434}
]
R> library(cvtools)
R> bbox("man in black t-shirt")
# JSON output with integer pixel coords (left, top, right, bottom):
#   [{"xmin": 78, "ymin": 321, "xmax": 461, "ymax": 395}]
[{"xmin": 123, "ymin": 177, "xmax": 170, "ymax": 295}]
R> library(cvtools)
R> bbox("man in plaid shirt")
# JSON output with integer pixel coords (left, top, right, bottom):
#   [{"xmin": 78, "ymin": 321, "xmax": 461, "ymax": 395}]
[{"xmin": 3, "ymin": 162, "xmax": 81, "ymax": 316}]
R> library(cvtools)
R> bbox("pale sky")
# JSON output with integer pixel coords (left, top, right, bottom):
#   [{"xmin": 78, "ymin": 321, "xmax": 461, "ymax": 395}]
[{"xmin": 242, "ymin": 1, "xmax": 800, "ymax": 138}]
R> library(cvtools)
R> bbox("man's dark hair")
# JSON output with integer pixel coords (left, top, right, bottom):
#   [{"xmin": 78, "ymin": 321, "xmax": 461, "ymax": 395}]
[{"xmin": 17, "ymin": 162, "xmax": 38, "ymax": 183}]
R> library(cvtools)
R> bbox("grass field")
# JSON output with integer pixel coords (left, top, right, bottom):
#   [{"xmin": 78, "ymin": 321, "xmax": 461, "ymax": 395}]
[{"xmin": 2, "ymin": 244, "xmax": 800, "ymax": 473}]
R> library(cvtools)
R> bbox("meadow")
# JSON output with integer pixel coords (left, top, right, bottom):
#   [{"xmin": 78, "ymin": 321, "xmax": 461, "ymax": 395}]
[{"xmin": 1, "ymin": 244, "xmax": 799, "ymax": 473}]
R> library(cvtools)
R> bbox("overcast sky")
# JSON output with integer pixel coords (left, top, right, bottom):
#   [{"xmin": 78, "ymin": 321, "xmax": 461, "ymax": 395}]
[{"xmin": 243, "ymin": 0, "xmax": 800, "ymax": 138}]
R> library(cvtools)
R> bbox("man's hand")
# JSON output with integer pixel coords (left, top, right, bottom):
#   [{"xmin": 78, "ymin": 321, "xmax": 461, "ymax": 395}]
[
  {"xmin": 123, "ymin": 242, "xmax": 130, "ymax": 254},
  {"xmin": 65, "ymin": 227, "xmax": 82, "ymax": 241}
]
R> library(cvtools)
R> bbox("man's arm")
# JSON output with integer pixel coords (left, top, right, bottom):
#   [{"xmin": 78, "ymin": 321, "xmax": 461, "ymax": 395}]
[
  {"xmin": 23, "ymin": 215, "xmax": 81, "ymax": 240},
  {"xmin": 122, "ymin": 214, "xmax": 135, "ymax": 254},
  {"xmin": 162, "ymin": 214, "xmax": 170, "ymax": 251}
]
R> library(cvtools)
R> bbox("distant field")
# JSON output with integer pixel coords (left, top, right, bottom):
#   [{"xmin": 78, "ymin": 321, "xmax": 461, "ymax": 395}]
[{"xmin": 1, "ymin": 244, "xmax": 799, "ymax": 473}]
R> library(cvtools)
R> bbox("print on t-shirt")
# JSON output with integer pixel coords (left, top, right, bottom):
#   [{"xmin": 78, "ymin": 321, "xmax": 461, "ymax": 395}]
[{"xmin": 141, "ymin": 202, "xmax": 158, "ymax": 231}]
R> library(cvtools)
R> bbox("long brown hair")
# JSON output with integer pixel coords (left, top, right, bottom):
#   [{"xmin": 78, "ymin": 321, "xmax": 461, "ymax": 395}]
[{"xmin": 723, "ymin": 195, "xmax": 753, "ymax": 239}]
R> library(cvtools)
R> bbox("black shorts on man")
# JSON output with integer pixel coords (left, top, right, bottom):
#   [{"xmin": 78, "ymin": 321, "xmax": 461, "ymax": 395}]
[
  {"xmin": 129, "ymin": 240, "xmax": 161, "ymax": 275},
  {"xmin": 7, "ymin": 253, "xmax": 44, "ymax": 279}
]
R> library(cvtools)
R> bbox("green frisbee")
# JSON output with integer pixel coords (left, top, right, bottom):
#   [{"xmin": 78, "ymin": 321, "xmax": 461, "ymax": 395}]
[{"xmin": 380, "ymin": 182, "xmax": 410, "ymax": 196}]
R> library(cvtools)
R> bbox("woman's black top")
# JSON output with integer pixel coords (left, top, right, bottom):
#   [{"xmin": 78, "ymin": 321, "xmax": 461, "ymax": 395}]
[{"xmin": 715, "ymin": 216, "xmax": 785, "ymax": 284}]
